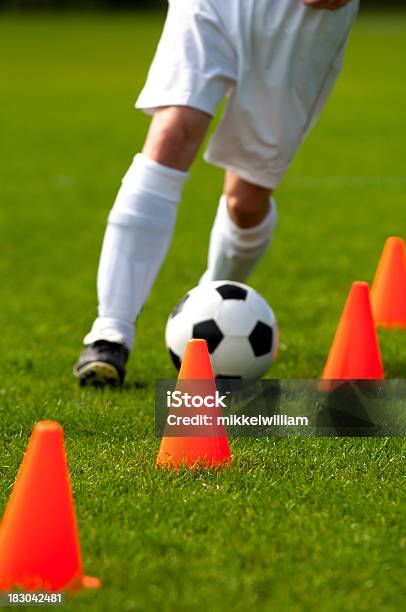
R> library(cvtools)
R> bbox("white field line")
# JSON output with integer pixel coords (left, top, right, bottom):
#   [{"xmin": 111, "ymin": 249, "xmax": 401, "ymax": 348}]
[{"xmin": 286, "ymin": 176, "xmax": 406, "ymax": 188}]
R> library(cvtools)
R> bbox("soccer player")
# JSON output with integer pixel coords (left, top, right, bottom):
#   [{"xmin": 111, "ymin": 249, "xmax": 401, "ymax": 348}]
[{"xmin": 74, "ymin": 0, "xmax": 359, "ymax": 386}]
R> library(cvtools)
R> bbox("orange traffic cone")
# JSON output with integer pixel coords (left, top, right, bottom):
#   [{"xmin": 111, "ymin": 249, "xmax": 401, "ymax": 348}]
[
  {"xmin": 320, "ymin": 282, "xmax": 384, "ymax": 390},
  {"xmin": 371, "ymin": 237, "xmax": 406, "ymax": 328},
  {"xmin": 0, "ymin": 421, "xmax": 100, "ymax": 594},
  {"xmin": 156, "ymin": 339, "xmax": 231, "ymax": 470}
]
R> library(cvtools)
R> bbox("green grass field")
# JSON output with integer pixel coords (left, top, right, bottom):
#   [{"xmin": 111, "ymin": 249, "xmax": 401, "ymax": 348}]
[{"xmin": 1, "ymin": 10, "xmax": 405, "ymax": 611}]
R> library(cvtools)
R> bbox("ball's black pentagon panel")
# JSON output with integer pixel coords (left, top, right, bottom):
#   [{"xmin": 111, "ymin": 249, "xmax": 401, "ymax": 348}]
[
  {"xmin": 169, "ymin": 349, "xmax": 181, "ymax": 371},
  {"xmin": 216, "ymin": 284, "xmax": 248, "ymax": 301},
  {"xmin": 170, "ymin": 293, "xmax": 190, "ymax": 319},
  {"xmin": 193, "ymin": 320, "xmax": 224, "ymax": 353},
  {"xmin": 249, "ymin": 321, "xmax": 273, "ymax": 357}
]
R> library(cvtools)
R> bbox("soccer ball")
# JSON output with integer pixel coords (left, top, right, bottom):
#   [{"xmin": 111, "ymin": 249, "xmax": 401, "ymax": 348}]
[{"xmin": 165, "ymin": 281, "xmax": 278, "ymax": 379}]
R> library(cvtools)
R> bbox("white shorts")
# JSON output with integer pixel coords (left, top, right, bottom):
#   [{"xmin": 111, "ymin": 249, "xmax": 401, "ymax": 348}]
[{"xmin": 136, "ymin": 0, "xmax": 359, "ymax": 188}]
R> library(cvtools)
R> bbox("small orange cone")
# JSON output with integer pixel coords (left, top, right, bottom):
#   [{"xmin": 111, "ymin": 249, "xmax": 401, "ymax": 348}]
[
  {"xmin": 320, "ymin": 282, "xmax": 384, "ymax": 390},
  {"xmin": 0, "ymin": 421, "xmax": 100, "ymax": 593},
  {"xmin": 371, "ymin": 237, "xmax": 406, "ymax": 328},
  {"xmin": 156, "ymin": 339, "xmax": 231, "ymax": 470}
]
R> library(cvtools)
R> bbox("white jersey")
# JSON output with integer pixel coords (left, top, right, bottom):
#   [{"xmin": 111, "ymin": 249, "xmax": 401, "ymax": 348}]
[{"xmin": 136, "ymin": 0, "xmax": 359, "ymax": 188}]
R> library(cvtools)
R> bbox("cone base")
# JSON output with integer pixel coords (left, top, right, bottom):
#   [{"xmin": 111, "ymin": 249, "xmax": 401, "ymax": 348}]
[
  {"xmin": 0, "ymin": 575, "xmax": 101, "ymax": 595},
  {"xmin": 66, "ymin": 573, "xmax": 102, "ymax": 594},
  {"xmin": 318, "ymin": 378, "xmax": 384, "ymax": 393},
  {"xmin": 156, "ymin": 454, "xmax": 232, "ymax": 471},
  {"xmin": 81, "ymin": 576, "xmax": 101, "ymax": 590},
  {"xmin": 376, "ymin": 321, "xmax": 406, "ymax": 330}
]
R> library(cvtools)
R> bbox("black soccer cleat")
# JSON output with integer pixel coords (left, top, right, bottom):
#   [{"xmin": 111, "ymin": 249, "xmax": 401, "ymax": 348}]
[{"xmin": 73, "ymin": 340, "xmax": 129, "ymax": 387}]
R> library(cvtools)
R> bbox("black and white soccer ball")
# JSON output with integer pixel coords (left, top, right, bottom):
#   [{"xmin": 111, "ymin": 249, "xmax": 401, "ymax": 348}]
[{"xmin": 165, "ymin": 281, "xmax": 278, "ymax": 379}]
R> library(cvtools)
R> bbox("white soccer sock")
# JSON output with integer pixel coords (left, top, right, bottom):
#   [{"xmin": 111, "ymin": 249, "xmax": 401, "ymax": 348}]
[
  {"xmin": 201, "ymin": 195, "xmax": 277, "ymax": 284},
  {"xmin": 84, "ymin": 154, "xmax": 188, "ymax": 350}
]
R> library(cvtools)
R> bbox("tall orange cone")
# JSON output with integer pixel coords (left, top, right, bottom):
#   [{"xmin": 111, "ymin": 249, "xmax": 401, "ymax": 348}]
[
  {"xmin": 320, "ymin": 282, "xmax": 384, "ymax": 390},
  {"xmin": 156, "ymin": 339, "xmax": 231, "ymax": 470},
  {"xmin": 0, "ymin": 421, "xmax": 100, "ymax": 593},
  {"xmin": 371, "ymin": 237, "xmax": 406, "ymax": 328}
]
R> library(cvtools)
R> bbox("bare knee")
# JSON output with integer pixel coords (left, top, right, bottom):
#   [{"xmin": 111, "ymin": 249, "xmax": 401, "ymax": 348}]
[
  {"xmin": 224, "ymin": 172, "xmax": 273, "ymax": 229},
  {"xmin": 143, "ymin": 106, "xmax": 211, "ymax": 171}
]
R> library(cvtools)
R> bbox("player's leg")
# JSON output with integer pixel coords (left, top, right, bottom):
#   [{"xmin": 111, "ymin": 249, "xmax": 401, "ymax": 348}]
[
  {"xmin": 201, "ymin": 172, "xmax": 277, "ymax": 283},
  {"xmin": 142, "ymin": 107, "xmax": 211, "ymax": 171},
  {"xmin": 74, "ymin": 107, "xmax": 211, "ymax": 386},
  {"xmin": 203, "ymin": 0, "xmax": 359, "ymax": 287},
  {"xmin": 75, "ymin": 0, "xmax": 237, "ymax": 385}
]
